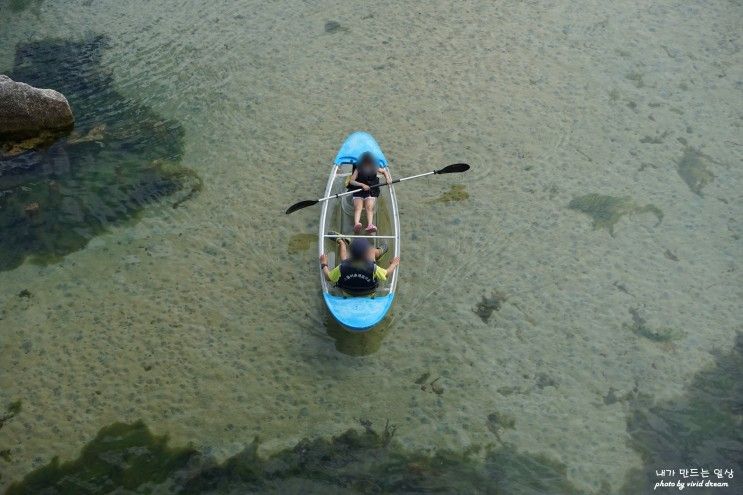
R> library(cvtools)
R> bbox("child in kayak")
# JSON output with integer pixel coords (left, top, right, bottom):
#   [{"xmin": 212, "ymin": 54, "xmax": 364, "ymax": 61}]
[
  {"xmin": 348, "ymin": 151, "xmax": 392, "ymax": 234},
  {"xmin": 320, "ymin": 236, "xmax": 400, "ymax": 296}
]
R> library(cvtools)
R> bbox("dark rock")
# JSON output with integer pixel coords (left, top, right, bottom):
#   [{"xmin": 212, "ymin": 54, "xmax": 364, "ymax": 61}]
[
  {"xmin": 0, "ymin": 36, "xmax": 200, "ymax": 271},
  {"xmin": 0, "ymin": 75, "xmax": 73, "ymax": 141}
]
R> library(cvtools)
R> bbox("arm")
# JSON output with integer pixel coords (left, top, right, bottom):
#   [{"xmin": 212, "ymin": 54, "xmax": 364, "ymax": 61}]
[
  {"xmin": 348, "ymin": 169, "xmax": 370, "ymax": 190},
  {"xmin": 320, "ymin": 254, "xmax": 332, "ymax": 281},
  {"xmin": 382, "ymin": 167, "xmax": 392, "ymax": 185},
  {"xmin": 385, "ymin": 256, "xmax": 400, "ymax": 278}
]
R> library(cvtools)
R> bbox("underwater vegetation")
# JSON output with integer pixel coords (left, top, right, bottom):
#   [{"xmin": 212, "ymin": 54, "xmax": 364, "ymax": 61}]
[
  {"xmin": 429, "ymin": 184, "xmax": 469, "ymax": 204},
  {"xmin": 474, "ymin": 290, "xmax": 508, "ymax": 323},
  {"xmin": 287, "ymin": 233, "xmax": 315, "ymax": 254},
  {"xmin": 6, "ymin": 419, "xmax": 587, "ymax": 494},
  {"xmin": 0, "ymin": 35, "xmax": 201, "ymax": 271},
  {"xmin": 486, "ymin": 411, "xmax": 516, "ymax": 442},
  {"xmin": 0, "ymin": 400, "xmax": 21, "ymax": 430},
  {"xmin": 623, "ymin": 307, "xmax": 683, "ymax": 343},
  {"xmin": 620, "ymin": 333, "xmax": 743, "ymax": 494},
  {"xmin": 568, "ymin": 194, "xmax": 663, "ymax": 236},
  {"xmin": 676, "ymin": 148, "xmax": 715, "ymax": 196},
  {"xmin": 414, "ymin": 372, "xmax": 445, "ymax": 394},
  {"xmin": 2, "ymin": 0, "xmax": 44, "ymax": 14},
  {"xmin": 324, "ymin": 20, "xmax": 348, "ymax": 34}
]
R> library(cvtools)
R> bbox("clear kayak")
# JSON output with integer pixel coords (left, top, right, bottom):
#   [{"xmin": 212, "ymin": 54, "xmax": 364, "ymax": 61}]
[{"xmin": 318, "ymin": 132, "xmax": 400, "ymax": 331}]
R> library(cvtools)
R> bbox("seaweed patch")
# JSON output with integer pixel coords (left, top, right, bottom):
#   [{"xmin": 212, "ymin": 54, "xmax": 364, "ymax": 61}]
[
  {"xmin": 287, "ymin": 233, "xmax": 315, "ymax": 254},
  {"xmin": 568, "ymin": 194, "xmax": 663, "ymax": 236},
  {"xmin": 676, "ymin": 148, "xmax": 715, "ymax": 196},
  {"xmin": 428, "ymin": 184, "xmax": 470, "ymax": 204},
  {"xmin": 6, "ymin": 419, "xmax": 587, "ymax": 494},
  {"xmin": 474, "ymin": 290, "xmax": 508, "ymax": 323},
  {"xmin": 0, "ymin": 35, "xmax": 201, "ymax": 271},
  {"xmin": 623, "ymin": 308, "xmax": 683, "ymax": 343},
  {"xmin": 620, "ymin": 333, "xmax": 743, "ymax": 493}
]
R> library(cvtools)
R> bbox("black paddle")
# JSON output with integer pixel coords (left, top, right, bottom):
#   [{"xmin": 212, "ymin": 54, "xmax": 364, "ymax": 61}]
[{"xmin": 285, "ymin": 163, "xmax": 470, "ymax": 214}]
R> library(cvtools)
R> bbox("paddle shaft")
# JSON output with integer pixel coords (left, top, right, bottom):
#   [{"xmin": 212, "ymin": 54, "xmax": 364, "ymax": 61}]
[
  {"xmin": 318, "ymin": 170, "xmax": 435, "ymax": 203},
  {"xmin": 285, "ymin": 163, "xmax": 468, "ymax": 213}
]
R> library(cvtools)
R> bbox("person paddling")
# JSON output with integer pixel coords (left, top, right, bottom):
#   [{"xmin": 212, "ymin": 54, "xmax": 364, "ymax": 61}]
[
  {"xmin": 348, "ymin": 151, "xmax": 391, "ymax": 234},
  {"xmin": 320, "ymin": 235, "xmax": 399, "ymax": 296}
]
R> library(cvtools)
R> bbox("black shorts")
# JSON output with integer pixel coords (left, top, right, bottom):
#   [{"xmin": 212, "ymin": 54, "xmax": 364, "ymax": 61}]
[
  {"xmin": 350, "ymin": 179, "xmax": 380, "ymax": 199},
  {"xmin": 352, "ymin": 187, "xmax": 380, "ymax": 199}
]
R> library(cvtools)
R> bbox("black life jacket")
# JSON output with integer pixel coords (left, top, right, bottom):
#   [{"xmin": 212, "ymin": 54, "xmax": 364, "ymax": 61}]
[
  {"xmin": 337, "ymin": 259, "xmax": 378, "ymax": 295},
  {"xmin": 353, "ymin": 163, "xmax": 379, "ymax": 186}
]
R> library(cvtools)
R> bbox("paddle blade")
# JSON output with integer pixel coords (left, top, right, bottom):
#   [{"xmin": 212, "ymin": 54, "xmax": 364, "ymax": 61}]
[
  {"xmin": 285, "ymin": 199, "xmax": 318, "ymax": 214},
  {"xmin": 435, "ymin": 163, "xmax": 470, "ymax": 174}
]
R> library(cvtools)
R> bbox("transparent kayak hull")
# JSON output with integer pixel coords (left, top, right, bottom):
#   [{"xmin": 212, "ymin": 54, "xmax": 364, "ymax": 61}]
[{"xmin": 319, "ymin": 132, "xmax": 400, "ymax": 332}]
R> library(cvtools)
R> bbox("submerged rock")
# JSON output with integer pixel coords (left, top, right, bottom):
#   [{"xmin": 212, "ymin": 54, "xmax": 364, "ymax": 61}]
[
  {"xmin": 0, "ymin": 36, "xmax": 200, "ymax": 271},
  {"xmin": 0, "ymin": 75, "xmax": 73, "ymax": 141}
]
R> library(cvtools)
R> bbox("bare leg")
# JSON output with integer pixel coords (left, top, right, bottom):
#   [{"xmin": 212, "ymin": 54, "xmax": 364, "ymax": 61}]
[
  {"xmin": 353, "ymin": 198, "xmax": 363, "ymax": 230},
  {"xmin": 364, "ymin": 197, "xmax": 375, "ymax": 226},
  {"xmin": 338, "ymin": 239, "xmax": 348, "ymax": 261},
  {"xmin": 367, "ymin": 248, "xmax": 381, "ymax": 262}
]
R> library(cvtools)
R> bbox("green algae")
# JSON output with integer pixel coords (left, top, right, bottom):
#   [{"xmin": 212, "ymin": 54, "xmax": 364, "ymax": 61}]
[
  {"xmin": 288, "ymin": 233, "xmax": 315, "ymax": 254},
  {"xmin": 5, "ymin": 421, "xmax": 197, "ymax": 495},
  {"xmin": 0, "ymin": 400, "xmax": 22, "ymax": 430},
  {"xmin": 620, "ymin": 333, "xmax": 743, "ymax": 493},
  {"xmin": 324, "ymin": 20, "xmax": 348, "ymax": 34},
  {"xmin": 486, "ymin": 411, "xmax": 516, "ymax": 441},
  {"xmin": 0, "ymin": 35, "xmax": 200, "ymax": 271},
  {"xmin": 7, "ymin": 418, "xmax": 586, "ymax": 494},
  {"xmin": 677, "ymin": 148, "xmax": 714, "ymax": 196},
  {"xmin": 568, "ymin": 194, "xmax": 663, "ymax": 236},
  {"xmin": 640, "ymin": 130, "xmax": 669, "ymax": 144},
  {"xmin": 474, "ymin": 290, "xmax": 508, "ymax": 323},
  {"xmin": 429, "ymin": 184, "xmax": 469, "ymax": 204},
  {"xmin": 624, "ymin": 308, "xmax": 683, "ymax": 342},
  {"xmin": 5, "ymin": 0, "xmax": 44, "ymax": 13}
]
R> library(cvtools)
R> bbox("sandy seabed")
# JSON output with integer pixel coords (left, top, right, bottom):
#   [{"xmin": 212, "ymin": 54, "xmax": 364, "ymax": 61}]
[{"xmin": 1, "ymin": 0, "xmax": 741, "ymax": 492}]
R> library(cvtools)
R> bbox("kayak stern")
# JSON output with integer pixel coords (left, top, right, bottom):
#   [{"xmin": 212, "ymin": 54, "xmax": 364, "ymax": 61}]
[{"xmin": 323, "ymin": 293, "xmax": 394, "ymax": 332}]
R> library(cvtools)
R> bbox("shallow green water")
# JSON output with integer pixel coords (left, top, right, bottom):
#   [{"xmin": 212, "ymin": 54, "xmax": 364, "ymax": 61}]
[{"xmin": 0, "ymin": 1, "xmax": 741, "ymax": 493}]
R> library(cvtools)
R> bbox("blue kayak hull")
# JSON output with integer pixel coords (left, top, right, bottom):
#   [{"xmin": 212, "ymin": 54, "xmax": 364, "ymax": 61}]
[
  {"xmin": 334, "ymin": 131, "xmax": 388, "ymax": 167},
  {"xmin": 323, "ymin": 293, "xmax": 394, "ymax": 331}
]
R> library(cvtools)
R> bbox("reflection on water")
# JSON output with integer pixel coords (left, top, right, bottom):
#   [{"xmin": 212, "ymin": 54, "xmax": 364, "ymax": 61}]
[{"xmin": 0, "ymin": 35, "xmax": 200, "ymax": 271}]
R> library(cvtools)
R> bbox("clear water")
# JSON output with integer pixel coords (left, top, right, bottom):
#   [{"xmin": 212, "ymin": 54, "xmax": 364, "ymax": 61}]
[{"xmin": 0, "ymin": 1, "xmax": 741, "ymax": 493}]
